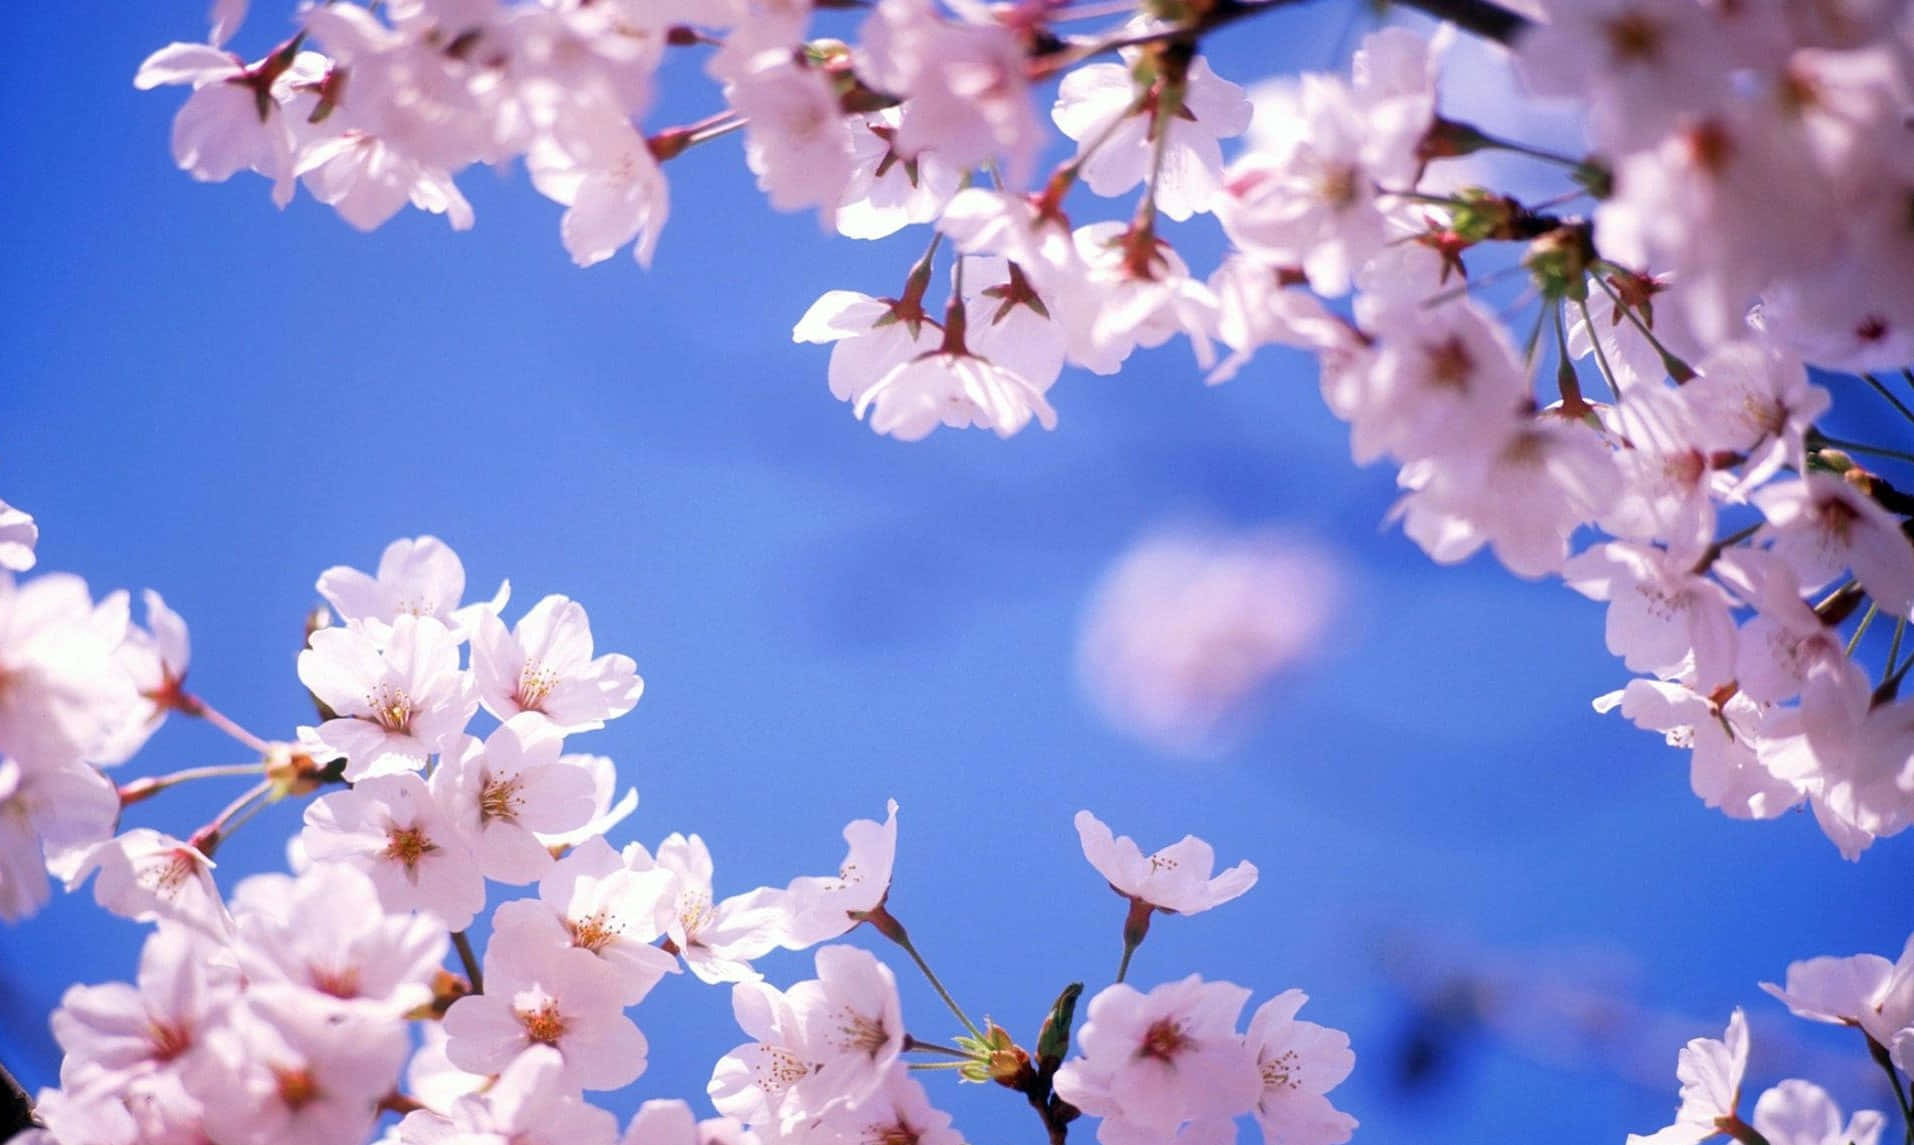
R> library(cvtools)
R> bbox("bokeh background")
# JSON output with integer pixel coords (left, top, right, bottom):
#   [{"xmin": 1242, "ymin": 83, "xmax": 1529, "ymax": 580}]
[{"xmin": 2, "ymin": 3, "xmax": 1908, "ymax": 1144}]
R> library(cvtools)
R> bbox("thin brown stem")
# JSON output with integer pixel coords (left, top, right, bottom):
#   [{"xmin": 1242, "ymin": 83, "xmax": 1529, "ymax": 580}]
[{"xmin": 452, "ymin": 931, "xmax": 485, "ymax": 993}]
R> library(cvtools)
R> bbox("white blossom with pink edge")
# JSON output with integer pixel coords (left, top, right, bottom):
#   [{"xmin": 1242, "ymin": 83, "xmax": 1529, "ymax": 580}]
[
  {"xmin": 298, "ymin": 613, "xmax": 478, "ymax": 780},
  {"xmin": 439, "ymin": 715, "xmax": 600, "ymax": 884},
  {"xmin": 0, "ymin": 501, "xmax": 37, "ymax": 572},
  {"xmin": 1052, "ymin": 976, "xmax": 1263, "ymax": 1141},
  {"xmin": 778, "ymin": 799, "xmax": 899, "ymax": 950},
  {"xmin": 229, "ymin": 862, "xmax": 448, "ymax": 1016},
  {"xmin": 442, "ymin": 946, "xmax": 649, "ymax": 1092},
  {"xmin": 487, "ymin": 836, "xmax": 682, "ymax": 1006},
  {"xmin": 316, "ymin": 534, "xmax": 508, "ymax": 643},
  {"xmin": 1243, "ymin": 990, "xmax": 1358, "ymax": 1145},
  {"xmin": 472, "ymin": 594, "xmax": 645, "ymax": 732},
  {"xmin": 182, "ymin": 983, "xmax": 410, "ymax": 1145},
  {"xmin": 301, "ymin": 771, "xmax": 486, "ymax": 929},
  {"xmin": 1750, "ymin": 1080, "xmax": 1884, "ymax": 1145},
  {"xmin": 398, "ymin": 1045, "xmax": 620, "ymax": 1145},
  {"xmin": 1626, "ymin": 1009, "xmax": 1751, "ymax": 1145},
  {"xmin": 1074, "ymin": 810, "xmax": 1257, "ymax": 916}
]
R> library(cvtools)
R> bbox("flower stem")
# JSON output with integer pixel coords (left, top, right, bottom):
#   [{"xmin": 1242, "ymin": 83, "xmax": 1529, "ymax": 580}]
[
  {"xmin": 189, "ymin": 779, "xmax": 274, "ymax": 858},
  {"xmin": 1862, "ymin": 373, "xmax": 1914, "ymax": 427},
  {"xmin": 1719, "ymin": 1115, "xmax": 1774, "ymax": 1145},
  {"xmin": 1848, "ymin": 602, "xmax": 1881, "ymax": 658},
  {"xmin": 1864, "ymin": 1034, "xmax": 1914, "ymax": 1145},
  {"xmin": 118, "ymin": 762, "xmax": 269, "ymax": 806},
  {"xmin": 1589, "ymin": 270, "xmax": 1694, "ymax": 382},
  {"xmin": 860, "ymin": 903, "xmax": 983, "ymax": 1040},
  {"xmin": 1116, "ymin": 897, "xmax": 1153, "ymax": 984},
  {"xmin": 187, "ymin": 697, "xmax": 272, "ymax": 754},
  {"xmin": 452, "ymin": 930, "xmax": 484, "ymax": 993},
  {"xmin": 1575, "ymin": 295, "xmax": 1624, "ymax": 402},
  {"xmin": 903, "ymin": 1036, "xmax": 972, "ymax": 1059}
]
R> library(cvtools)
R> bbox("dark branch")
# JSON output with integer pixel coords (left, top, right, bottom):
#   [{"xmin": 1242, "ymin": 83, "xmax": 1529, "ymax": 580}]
[{"xmin": 1389, "ymin": 0, "xmax": 1534, "ymax": 45}]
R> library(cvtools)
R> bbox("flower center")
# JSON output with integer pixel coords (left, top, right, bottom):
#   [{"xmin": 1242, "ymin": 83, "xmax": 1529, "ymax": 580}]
[
  {"xmin": 382, "ymin": 823, "xmax": 438, "ymax": 875},
  {"xmin": 750, "ymin": 1045, "xmax": 819, "ymax": 1095},
  {"xmin": 367, "ymin": 684, "xmax": 414, "ymax": 733},
  {"xmin": 568, "ymin": 910, "xmax": 623, "ymax": 954},
  {"xmin": 518, "ymin": 999, "xmax": 568, "ymax": 1046},
  {"xmin": 148, "ymin": 1020, "xmax": 192, "ymax": 1062},
  {"xmin": 1603, "ymin": 9, "xmax": 1663, "ymax": 63},
  {"xmin": 273, "ymin": 1066, "xmax": 320, "ymax": 1111},
  {"xmin": 1137, "ymin": 1018, "xmax": 1192, "ymax": 1062},
  {"xmin": 479, "ymin": 772, "xmax": 524, "ymax": 825},
  {"xmin": 1424, "ymin": 335, "xmax": 1475, "ymax": 391},
  {"xmin": 309, "ymin": 963, "xmax": 362, "ymax": 999},
  {"xmin": 832, "ymin": 1006, "xmax": 891, "ymax": 1058},
  {"xmin": 1261, "ymin": 1047, "xmax": 1302, "ymax": 1091},
  {"xmin": 517, "ymin": 661, "xmax": 558, "ymax": 710}
]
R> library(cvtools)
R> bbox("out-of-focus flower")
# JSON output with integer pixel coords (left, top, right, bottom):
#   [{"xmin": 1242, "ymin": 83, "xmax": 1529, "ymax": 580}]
[{"xmin": 1077, "ymin": 528, "xmax": 1340, "ymax": 756}]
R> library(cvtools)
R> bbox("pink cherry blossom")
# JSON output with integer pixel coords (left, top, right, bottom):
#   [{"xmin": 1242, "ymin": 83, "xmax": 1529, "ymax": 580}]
[
  {"xmin": 443, "ymin": 947, "xmax": 648, "ymax": 1091},
  {"xmin": 1751, "ymin": 1080, "xmax": 1883, "ymax": 1145},
  {"xmin": 780, "ymin": 799, "xmax": 899, "ymax": 949},
  {"xmin": 439, "ymin": 716, "xmax": 599, "ymax": 883},
  {"xmin": 472, "ymin": 594, "xmax": 644, "ymax": 732},
  {"xmin": 1244, "ymin": 990, "xmax": 1358, "ymax": 1145},
  {"xmin": 0, "ymin": 500, "xmax": 37, "ymax": 572},
  {"xmin": 183, "ymin": 983, "xmax": 409, "ymax": 1145},
  {"xmin": 1074, "ymin": 810, "xmax": 1257, "ymax": 915},
  {"xmin": 301, "ymin": 772, "xmax": 486, "ymax": 928},
  {"xmin": 299, "ymin": 613, "xmax": 478, "ymax": 779},
  {"xmin": 1053, "ymin": 975, "xmax": 1263, "ymax": 1136},
  {"xmin": 1627, "ymin": 1009, "xmax": 1750, "ymax": 1145}
]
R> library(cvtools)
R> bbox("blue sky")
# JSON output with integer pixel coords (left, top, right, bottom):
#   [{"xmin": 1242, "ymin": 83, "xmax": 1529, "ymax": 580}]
[{"xmin": 1, "ymin": 4, "xmax": 1908, "ymax": 1144}]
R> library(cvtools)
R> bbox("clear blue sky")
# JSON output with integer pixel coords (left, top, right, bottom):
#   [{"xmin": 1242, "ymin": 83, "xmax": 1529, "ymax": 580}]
[{"xmin": 0, "ymin": 5, "xmax": 1905, "ymax": 1144}]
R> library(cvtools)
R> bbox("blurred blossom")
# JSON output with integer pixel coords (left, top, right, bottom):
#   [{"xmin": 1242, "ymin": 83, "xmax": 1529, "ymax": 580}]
[{"xmin": 1076, "ymin": 527, "xmax": 1340, "ymax": 757}]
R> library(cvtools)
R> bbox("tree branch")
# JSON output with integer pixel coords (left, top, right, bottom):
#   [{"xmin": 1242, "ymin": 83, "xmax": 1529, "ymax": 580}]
[
  {"xmin": 1388, "ymin": 0, "xmax": 1535, "ymax": 45},
  {"xmin": 0, "ymin": 1057, "xmax": 40, "ymax": 1136}
]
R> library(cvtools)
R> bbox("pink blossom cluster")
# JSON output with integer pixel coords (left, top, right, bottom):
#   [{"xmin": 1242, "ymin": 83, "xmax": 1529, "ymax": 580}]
[
  {"xmin": 1626, "ymin": 928, "xmax": 1914, "ymax": 1145},
  {"xmin": 0, "ymin": 497, "xmax": 194, "ymax": 925},
  {"xmin": 1, "ymin": 513, "xmax": 1352, "ymax": 1145},
  {"xmin": 135, "ymin": 0, "xmax": 1914, "ymax": 861}
]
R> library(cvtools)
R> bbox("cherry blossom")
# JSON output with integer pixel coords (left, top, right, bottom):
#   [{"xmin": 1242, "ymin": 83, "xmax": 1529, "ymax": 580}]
[
  {"xmin": 1051, "ymin": 53, "xmax": 1251, "ymax": 222},
  {"xmin": 780, "ymin": 799, "xmax": 899, "ymax": 949},
  {"xmin": 70, "ymin": 828, "xmax": 233, "ymax": 940},
  {"xmin": 656, "ymin": 832, "xmax": 788, "ymax": 984},
  {"xmin": 1052, "ymin": 975, "xmax": 1262, "ymax": 1138},
  {"xmin": 472, "ymin": 594, "xmax": 644, "ymax": 732},
  {"xmin": 398, "ymin": 1046, "xmax": 620, "ymax": 1145},
  {"xmin": 0, "ymin": 501, "xmax": 36, "ymax": 572},
  {"xmin": 1075, "ymin": 810, "xmax": 1257, "ymax": 916},
  {"xmin": 1750, "ymin": 1080, "xmax": 1883, "ymax": 1145},
  {"xmin": 443, "ymin": 951, "xmax": 649, "ymax": 1091},
  {"xmin": 299, "ymin": 613, "xmax": 478, "ymax": 779},
  {"xmin": 301, "ymin": 772, "xmax": 486, "ymax": 928},
  {"xmin": 1626, "ymin": 1009, "xmax": 1750, "ymax": 1145},
  {"xmin": 439, "ymin": 716, "xmax": 599, "ymax": 883},
  {"xmin": 487, "ymin": 836, "xmax": 681, "ymax": 1005},
  {"xmin": 316, "ymin": 535, "xmax": 506, "ymax": 642},
  {"xmin": 229, "ymin": 862, "xmax": 448, "ymax": 1015},
  {"xmin": 183, "ymin": 983, "xmax": 409, "ymax": 1145},
  {"xmin": 1243, "ymin": 991, "xmax": 1358, "ymax": 1145}
]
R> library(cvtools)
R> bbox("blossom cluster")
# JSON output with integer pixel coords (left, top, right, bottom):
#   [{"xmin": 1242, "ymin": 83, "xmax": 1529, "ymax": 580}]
[
  {"xmin": 135, "ymin": 0, "xmax": 1914, "ymax": 858},
  {"xmin": 1627, "ymin": 928, "xmax": 1914, "ymax": 1145},
  {"xmin": 0, "ymin": 511, "xmax": 1355, "ymax": 1145}
]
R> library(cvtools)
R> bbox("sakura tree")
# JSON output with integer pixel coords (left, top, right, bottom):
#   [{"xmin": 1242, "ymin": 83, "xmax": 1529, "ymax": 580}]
[{"xmin": 4, "ymin": 0, "xmax": 1914, "ymax": 1142}]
